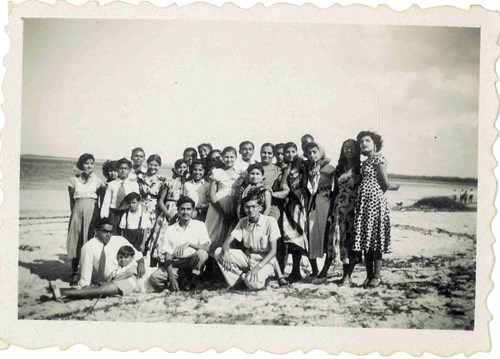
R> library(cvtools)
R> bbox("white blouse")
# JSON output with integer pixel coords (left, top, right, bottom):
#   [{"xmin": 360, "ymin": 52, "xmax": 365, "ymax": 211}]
[{"xmin": 67, "ymin": 174, "xmax": 103, "ymax": 200}]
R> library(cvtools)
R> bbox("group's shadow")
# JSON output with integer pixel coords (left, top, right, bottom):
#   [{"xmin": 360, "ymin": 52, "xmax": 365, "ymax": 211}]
[{"xmin": 19, "ymin": 254, "xmax": 71, "ymax": 282}]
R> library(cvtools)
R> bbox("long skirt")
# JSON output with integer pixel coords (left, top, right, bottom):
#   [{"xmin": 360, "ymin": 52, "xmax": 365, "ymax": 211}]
[
  {"xmin": 281, "ymin": 189, "xmax": 308, "ymax": 252},
  {"xmin": 307, "ymin": 190, "xmax": 331, "ymax": 259},
  {"xmin": 67, "ymin": 198, "xmax": 99, "ymax": 260},
  {"xmin": 206, "ymin": 194, "xmax": 238, "ymax": 256}
]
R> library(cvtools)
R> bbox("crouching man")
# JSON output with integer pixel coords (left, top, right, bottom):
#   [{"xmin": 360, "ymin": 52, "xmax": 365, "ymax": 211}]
[
  {"xmin": 215, "ymin": 192, "xmax": 280, "ymax": 290},
  {"xmin": 149, "ymin": 196, "xmax": 210, "ymax": 291}
]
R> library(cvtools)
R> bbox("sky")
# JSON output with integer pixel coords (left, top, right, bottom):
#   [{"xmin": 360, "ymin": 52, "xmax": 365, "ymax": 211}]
[{"xmin": 21, "ymin": 19, "xmax": 480, "ymax": 178}]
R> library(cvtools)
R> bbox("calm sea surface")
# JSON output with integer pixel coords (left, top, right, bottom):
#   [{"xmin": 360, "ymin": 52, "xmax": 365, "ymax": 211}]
[{"xmin": 19, "ymin": 156, "xmax": 477, "ymax": 219}]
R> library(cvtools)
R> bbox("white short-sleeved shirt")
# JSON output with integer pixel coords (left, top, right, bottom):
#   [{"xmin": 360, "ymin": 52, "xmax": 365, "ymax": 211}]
[
  {"xmin": 119, "ymin": 208, "xmax": 152, "ymax": 230},
  {"xmin": 231, "ymin": 214, "xmax": 280, "ymax": 252},
  {"xmin": 78, "ymin": 236, "xmax": 143, "ymax": 288},
  {"xmin": 183, "ymin": 179, "xmax": 210, "ymax": 208},
  {"xmin": 160, "ymin": 219, "xmax": 210, "ymax": 258},
  {"xmin": 67, "ymin": 174, "xmax": 103, "ymax": 200}
]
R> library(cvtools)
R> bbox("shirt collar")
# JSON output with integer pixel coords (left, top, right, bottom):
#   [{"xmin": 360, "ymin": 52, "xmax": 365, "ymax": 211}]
[
  {"xmin": 247, "ymin": 214, "xmax": 264, "ymax": 227},
  {"xmin": 175, "ymin": 219, "xmax": 194, "ymax": 230},
  {"xmin": 190, "ymin": 178, "xmax": 205, "ymax": 185}
]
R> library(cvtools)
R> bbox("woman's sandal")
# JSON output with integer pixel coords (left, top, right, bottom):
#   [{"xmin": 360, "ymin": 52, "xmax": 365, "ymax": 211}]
[
  {"xmin": 368, "ymin": 277, "xmax": 383, "ymax": 288},
  {"xmin": 48, "ymin": 281, "xmax": 64, "ymax": 303},
  {"xmin": 361, "ymin": 277, "xmax": 371, "ymax": 288}
]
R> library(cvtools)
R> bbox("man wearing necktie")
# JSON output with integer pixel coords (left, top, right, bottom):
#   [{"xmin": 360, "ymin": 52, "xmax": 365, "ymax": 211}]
[
  {"xmin": 75, "ymin": 218, "xmax": 146, "ymax": 292},
  {"xmin": 100, "ymin": 158, "xmax": 140, "ymax": 233}
]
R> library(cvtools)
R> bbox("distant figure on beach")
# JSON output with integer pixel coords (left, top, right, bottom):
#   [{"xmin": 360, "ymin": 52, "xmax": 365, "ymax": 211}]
[
  {"xmin": 469, "ymin": 189, "xmax": 474, "ymax": 204},
  {"xmin": 463, "ymin": 190, "xmax": 468, "ymax": 204},
  {"xmin": 452, "ymin": 189, "xmax": 457, "ymax": 202},
  {"xmin": 353, "ymin": 131, "xmax": 391, "ymax": 288},
  {"xmin": 67, "ymin": 153, "xmax": 104, "ymax": 285},
  {"xmin": 460, "ymin": 189, "xmax": 466, "ymax": 204}
]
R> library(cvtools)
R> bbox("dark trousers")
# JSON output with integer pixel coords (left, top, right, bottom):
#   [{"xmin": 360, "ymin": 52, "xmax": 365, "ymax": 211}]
[{"xmin": 149, "ymin": 249, "xmax": 209, "ymax": 291}]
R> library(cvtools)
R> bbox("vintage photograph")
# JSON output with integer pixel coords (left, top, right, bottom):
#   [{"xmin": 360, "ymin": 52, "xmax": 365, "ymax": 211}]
[
  {"xmin": 1, "ymin": 0, "xmax": 498, "ymax": 355},
  {"xmin": 18, "ymin": 16, "xmax": 480, "ymax": 328}
]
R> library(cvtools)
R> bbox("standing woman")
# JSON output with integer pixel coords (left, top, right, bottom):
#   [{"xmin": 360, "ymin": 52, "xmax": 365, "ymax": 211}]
[
  {"xmin": 206, "ymin": 146, "xmax": 244, "ymax": 255},
  {"xmin": 353, "ymin": 131, "xmax": 391, "ymax": 288},
  {"xmin": 317, "ymin": 139, "xmax": 362, "ymax": 284},
  {"xmin": 303, "ymin": 142, "xmax": 335, "ymax": 278},
  {"xmin": 259, "ymin": 143, "xmax": 281, "ymax": 221},
  {"xmin": 67, "ymin": 153, "xmax": 104, "ymax": 284},
  {"xmin": 280, "ymin": 142, "xmax": 308, "ymax": 282},
  {"xmin": 138, "ymin": 154, "xmax": 166, "ymax": 225},
  {"xmin": 146, "ymin": 159, "xmax": 186, "ymax": 267}
]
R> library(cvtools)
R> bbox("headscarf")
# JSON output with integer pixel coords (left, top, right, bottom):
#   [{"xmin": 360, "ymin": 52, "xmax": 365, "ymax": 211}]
[{"xmin": 304, "ymin": 141, "xmax": 326, "ymax": 166}]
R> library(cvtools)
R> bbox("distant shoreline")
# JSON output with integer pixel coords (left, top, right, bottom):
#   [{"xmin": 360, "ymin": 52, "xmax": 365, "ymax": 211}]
[{"xmin": 20, "ymin": 153, "xmax": 478, "ymax": 184}]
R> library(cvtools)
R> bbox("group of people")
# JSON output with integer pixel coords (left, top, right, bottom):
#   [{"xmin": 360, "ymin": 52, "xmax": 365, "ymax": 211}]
[
  {"xmin": 453, "ymin": 189, "xmax": 474, "ymax": 204},
  {"xmin": 48, "ymin": 131, "xmax": 392, "ymax": 301}
]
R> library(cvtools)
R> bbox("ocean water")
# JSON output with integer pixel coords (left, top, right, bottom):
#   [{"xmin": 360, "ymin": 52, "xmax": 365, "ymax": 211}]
[{"xmin": 19, "ymin": 156, "xmax": 477, "ymax": 219}]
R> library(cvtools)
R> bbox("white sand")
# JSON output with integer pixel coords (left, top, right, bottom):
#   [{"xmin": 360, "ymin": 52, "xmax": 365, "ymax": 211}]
[{"xmin": 18, "ymin": 210, "xmax": 477, "ymax": 329}]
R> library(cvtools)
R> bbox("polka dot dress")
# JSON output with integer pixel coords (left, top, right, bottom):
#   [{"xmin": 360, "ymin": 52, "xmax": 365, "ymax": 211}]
[{"xmin": 353, "ymin": 153, "xmax": 391, "ymax": 253}]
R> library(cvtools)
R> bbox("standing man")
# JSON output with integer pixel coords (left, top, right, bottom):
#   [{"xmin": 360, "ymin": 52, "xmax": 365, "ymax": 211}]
[
  {"xmin": 149, "ymin": 196, "xmax": 210, "ymax": 292},
  {"xmin": 234, "ymin": 140, "xmax": 256, "ymax": 174}
]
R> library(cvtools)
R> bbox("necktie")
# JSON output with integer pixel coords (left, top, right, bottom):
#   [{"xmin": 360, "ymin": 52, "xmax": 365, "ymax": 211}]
[
  {"xmin": 96, "ymin": 244, "xmax": 107, "ymax": 283},
  {"xmin": 116, "ymin": 181, "xmax": 126, "ymax": 210}
]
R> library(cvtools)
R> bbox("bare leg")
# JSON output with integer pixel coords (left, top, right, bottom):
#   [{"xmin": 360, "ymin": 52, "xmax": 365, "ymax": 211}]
[
  {"xmin": 61, "ymin": 283, "xmax": 122, "ymax": 299},
  {"xmin": 362, "ymin": 251, "xmax": 374, "ymax": 287},
  {"xmin": 317, "ymin": 256, "xmax": 333, "ymax": 279},
  {"xmin": 368, "ymin": 251, "xmax": 383, "ymax": 287}
]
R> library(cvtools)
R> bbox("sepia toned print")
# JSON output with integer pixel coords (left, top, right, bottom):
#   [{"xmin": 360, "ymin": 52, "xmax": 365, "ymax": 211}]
[{"xmin": 0, "ymin": 1, "xmax": 498, "ymax": 355}]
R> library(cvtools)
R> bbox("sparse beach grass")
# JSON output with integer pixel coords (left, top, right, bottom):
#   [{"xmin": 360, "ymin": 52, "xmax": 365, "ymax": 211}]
[{"xmin": 400, "ymin": 196, "xmax": 476, "ymax": 212}]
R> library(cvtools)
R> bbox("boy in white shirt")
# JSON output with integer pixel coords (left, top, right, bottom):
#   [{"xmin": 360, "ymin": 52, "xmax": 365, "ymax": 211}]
[{"xmin": 119, "ymin": 192, "xmax": 152, "ymax": 251}]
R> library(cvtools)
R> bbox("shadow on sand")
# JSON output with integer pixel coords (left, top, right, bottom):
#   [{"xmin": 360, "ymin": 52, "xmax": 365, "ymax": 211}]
[{"xmin": 19, "ymin": 254, "xmax": 71, "ymax": 282}]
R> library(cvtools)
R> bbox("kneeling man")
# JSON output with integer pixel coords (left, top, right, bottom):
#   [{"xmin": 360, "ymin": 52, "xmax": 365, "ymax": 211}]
[{"xmin": 149, "ymin": 196, "xmax": 210, "ymax": 291}]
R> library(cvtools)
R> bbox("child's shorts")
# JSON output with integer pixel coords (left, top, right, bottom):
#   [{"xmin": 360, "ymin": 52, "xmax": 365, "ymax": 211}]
[{"xmin": 113, "ymin": 277, "xmax": 137, "ymax": 295}]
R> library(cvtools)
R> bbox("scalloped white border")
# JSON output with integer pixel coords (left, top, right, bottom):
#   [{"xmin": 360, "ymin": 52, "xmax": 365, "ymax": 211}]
[{"xmin": 0, "ymin": 0, "xmax": 498, "ymax": 356}]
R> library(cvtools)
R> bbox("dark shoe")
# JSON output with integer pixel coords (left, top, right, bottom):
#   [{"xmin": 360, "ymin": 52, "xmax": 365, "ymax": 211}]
[
  {"xmin": 189, "ymin": 275, "xmax": 202, "ymax": 291},
  {"xmin": 286, "ymin": 272, "xmax": 302, "ymax": 283},
  {"xmin": 278, "ymin": 277, "xmax": 290, "ymax": 288},
  {"xmin": 361, "ymin": 276, "xmax": 371, "ymax": 288},
  {"xmin": 368, "ymin": 277, "xmax": 383, "ymax": 288},
  {"xmin": 69, "ymin": 273, "xmax": 79, "ymax": 286}
]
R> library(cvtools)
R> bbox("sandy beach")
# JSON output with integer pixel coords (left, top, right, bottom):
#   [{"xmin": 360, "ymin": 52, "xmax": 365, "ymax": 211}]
[{"xmin": 18, "ymin": 209, "xmax": 476, "ymax": 329}]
